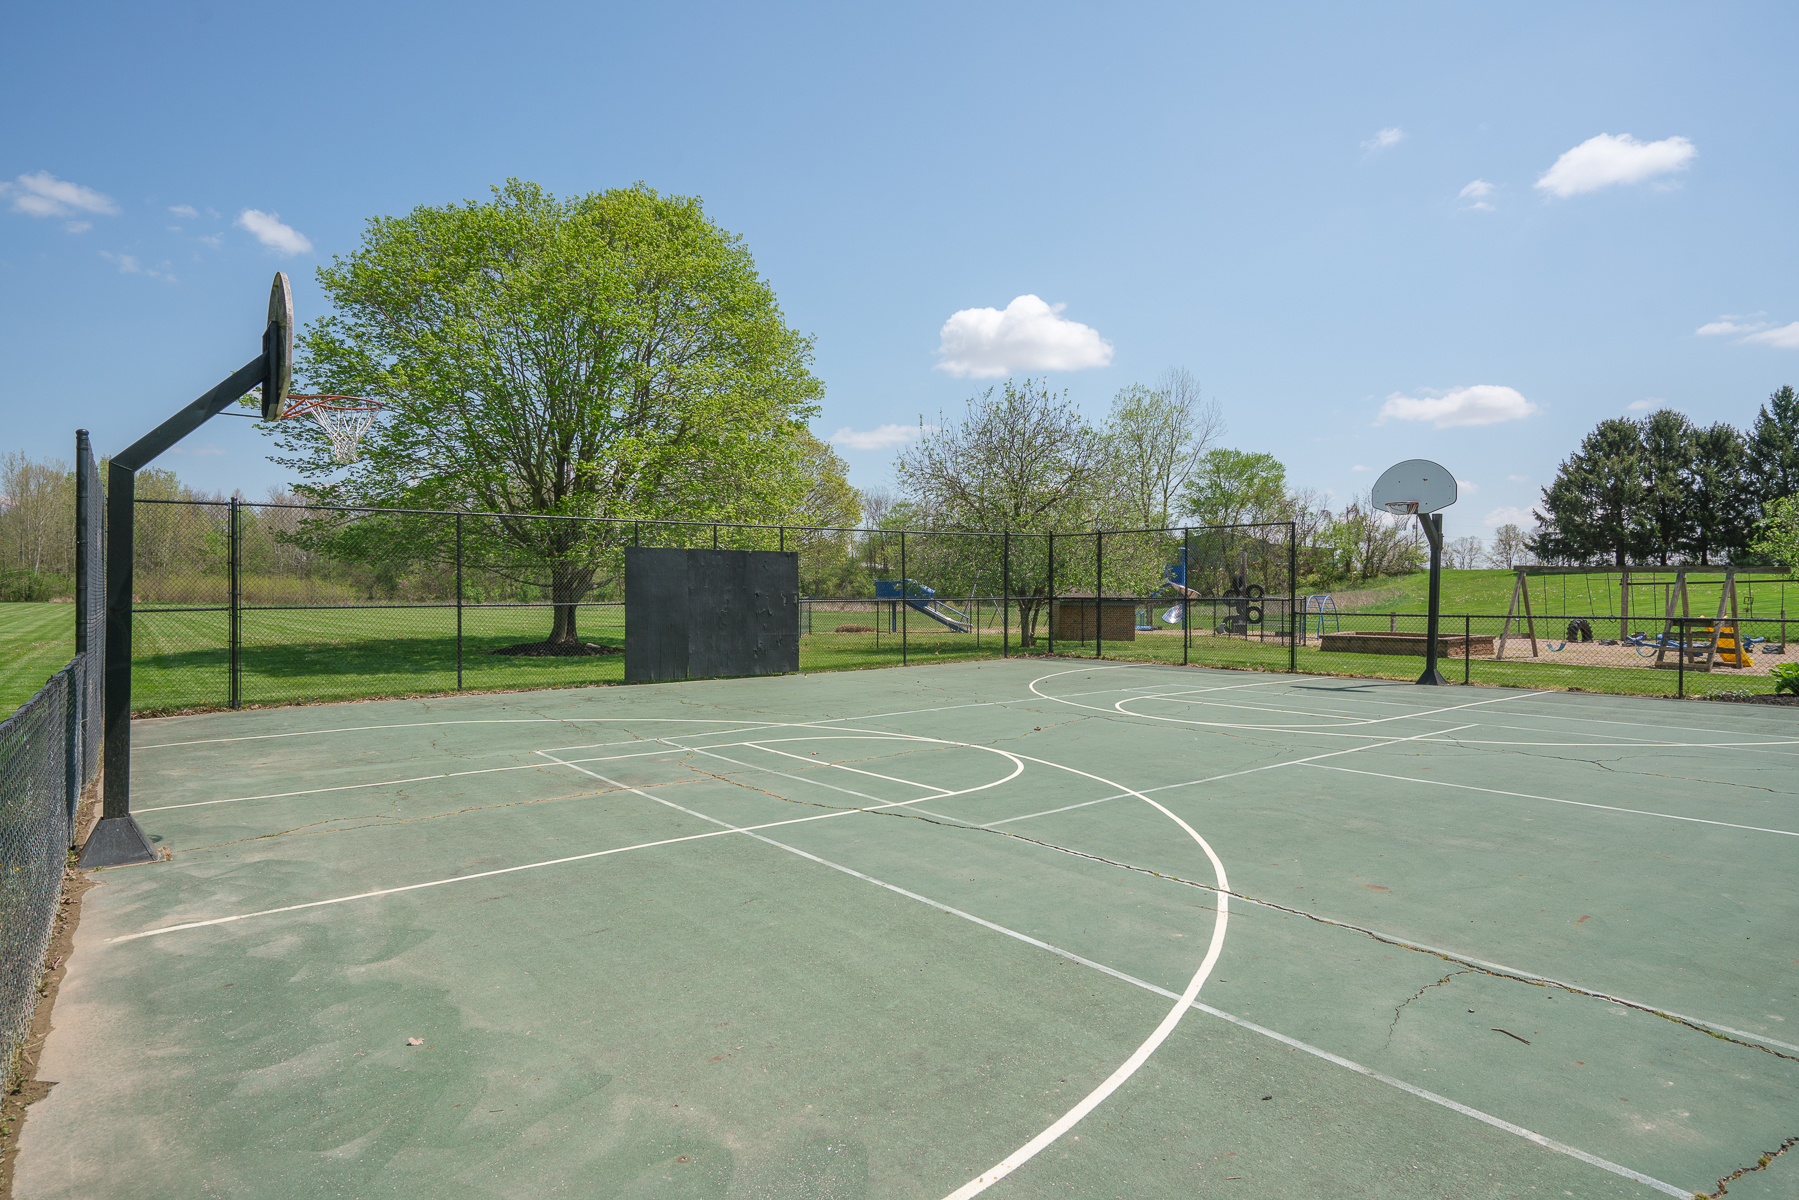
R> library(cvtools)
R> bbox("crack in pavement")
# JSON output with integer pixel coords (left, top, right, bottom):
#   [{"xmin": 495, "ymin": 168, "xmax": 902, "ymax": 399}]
[
  {"xmin": 668, "ymin": 751, "xmax": 1799, "ymax": 1065},
  {"xmin": 1700, "ymin": 1133, "xmax": 1799, "ymax": 1198},
  {"xmin": 1385, "ymin": 969, "xmax": 1474, "ymax": 1049}
]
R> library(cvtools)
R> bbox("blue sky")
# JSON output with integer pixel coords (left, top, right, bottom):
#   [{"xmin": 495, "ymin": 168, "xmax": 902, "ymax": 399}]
[{"xmin": 4, "ymin": 1, "xmax": 1795, "ymax": 537}]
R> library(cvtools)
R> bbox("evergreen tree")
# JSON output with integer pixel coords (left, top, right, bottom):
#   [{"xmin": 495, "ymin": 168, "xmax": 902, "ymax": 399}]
[
  {"xmin": 1684, "ymin": 422, "xmax": 1750, "ymax": 564},
  {"xmin": 1531, "ymin": 418, "xmax": 1650, "ymax": 565},
  {"xmin": 1639, "ymin": 408, "xmax": 1694, "ymax": 565},
  {"xmin": 1746, "ymin": 385, "xmax": 1799, "ymax": 510}
]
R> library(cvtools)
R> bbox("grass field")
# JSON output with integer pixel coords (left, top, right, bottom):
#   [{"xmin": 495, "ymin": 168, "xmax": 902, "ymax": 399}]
[
  {"xmin": 7, "ymin": 586, "xmax": 1794, "ymax": 720},
  {"xmin": 0, "ymin": 603, "xmax": 77, "ymax": 715}
]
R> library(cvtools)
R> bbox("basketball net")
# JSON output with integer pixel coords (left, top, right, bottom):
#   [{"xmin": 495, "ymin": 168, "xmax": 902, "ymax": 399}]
[
  {"xmin": 276, "ymin": 394, "xmax": 383, "ymax": 463},
  {"xmin": 1382, "ymin": 500, "xmax": 1420, "ymax": 516}
]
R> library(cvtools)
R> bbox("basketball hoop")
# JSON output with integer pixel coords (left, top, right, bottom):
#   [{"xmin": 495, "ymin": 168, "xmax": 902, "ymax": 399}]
[
  {"xmin": 276, "ymin": 394, "xmax": 383, "ymax": 463},
  {"xmin": 1382, "ymin": 500, "xmax": 1420, "ymax": 516}
]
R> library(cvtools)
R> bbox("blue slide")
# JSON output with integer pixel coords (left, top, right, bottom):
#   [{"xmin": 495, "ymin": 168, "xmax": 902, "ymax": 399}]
[{"xmin": 875, "ymin": 579, "xmax": 973, "ymax": 632}]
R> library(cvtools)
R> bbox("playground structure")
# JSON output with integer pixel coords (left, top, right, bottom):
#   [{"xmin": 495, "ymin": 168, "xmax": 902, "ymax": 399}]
[
  {"xmin": 1494, "ymin": 566, "xmax": 1787, "ymax": 671},
  {"xmin": 1304, "ymin": 594, "xmax": 1340, "ymax": 638},
  {"xmin": 874, "ymin": 578, "xmax": 973, "ymax": 633}
]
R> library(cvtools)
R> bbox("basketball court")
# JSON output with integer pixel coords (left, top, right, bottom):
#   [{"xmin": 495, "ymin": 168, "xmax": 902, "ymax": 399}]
[{"xmin": 18, "ymin": 659, "xmax": 1798, "ymax": 1198}]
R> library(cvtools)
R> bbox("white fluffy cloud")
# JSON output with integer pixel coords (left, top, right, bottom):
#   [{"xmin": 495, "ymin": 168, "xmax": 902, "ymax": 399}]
[
  {"xmin": 169, "ymin": 204, "xmax": 199, "ymax": 218},
  {"xmin": 1484, "ymin": 505, "xmax": 1535, "ymax": 529},
  {"xmin": 1378, "ymin": 385, "xmax": 1538, "ymax": 428},
  {"xmin": 1696, "ymin": 318, "xmax": 1765, "ymax": 336},
  {"xmin": 100, "ymin": 250, "xmax": 175, "ymax": 282},
  {"xmin": 1456, "ymin": 478, "xmax": 1479, "ymax": 494},
  {"xmin": 236, "ymin": 208, "xmax": 313, "ymax": 256},
  {"xmin": 828, "ymin": 424, "xmax": 933, "ymax": 452},
  {"xmin": 1742, "ymin": 323, "xmax": 1799, "ymax": 349},
  {"xmin": 934, "ymin": 295, "xmax": 1113, "ymax": 378},
  {"xmin": 1535, "ymin": 133, "xmax": 1695, "ymax": 197},
  {"xmin": 1694, "ymin": 313, "xmax": 1799, "ymax": 348},
  {"xmin": 1363, "ymin": 127, "xmax": 1404, "ymax": 150},
  {"xmin": 1458, "ymin": 179, "xmax": 1495, "ymax": 211},
  {"xmin": 0, "ymin": 171, "xmax": 119, "ymax": 219}
]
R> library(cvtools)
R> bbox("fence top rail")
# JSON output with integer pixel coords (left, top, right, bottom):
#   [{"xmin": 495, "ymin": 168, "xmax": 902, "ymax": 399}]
[{"xmin": 127, "ymin": 498, "xmax": 1298, "ymax": 542}]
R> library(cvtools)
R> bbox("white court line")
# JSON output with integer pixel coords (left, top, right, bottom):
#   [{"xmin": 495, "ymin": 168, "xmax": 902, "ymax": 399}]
[
  {"xmin": 132, "ymin": 716, "xmax": 793, "ymax": 750},
  {"xmin": 1033, "ymin": 663, "xmax": 1558, "ymax": 734},
  {"xmin": 108, "ymin": 765, "xmax": 993, "ymax": 945},
  {"xmin": 544, "ymin": 749, "xmax": 1684, "ymax": 1200},
  {"xmin": 137, "ymin": 729, "xmax": 935, "ymax": 816},
  {"xmin": 117, "ymin": 694, "xmax": 1712, "ymax": 1194},
  {"xmin": 542, "ymin": 742, "xmax": 1234, "ymax": 1200},
  {"xmin": 740, "ymin": 739, "xmax": 959, "ymax": 796},
  {"xmin": 1308, "ymin": 763, "xmax": 1799, "ymax": 838},
  {"xmin": 979, "ymin": 723, "xmax": 1476, "ymax": 827}
]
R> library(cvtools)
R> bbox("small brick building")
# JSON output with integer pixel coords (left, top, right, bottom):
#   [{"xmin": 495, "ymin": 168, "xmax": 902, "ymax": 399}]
[{"xmin": 1048, "ymin": 595, "xmax": 1139, "ymax": 642}]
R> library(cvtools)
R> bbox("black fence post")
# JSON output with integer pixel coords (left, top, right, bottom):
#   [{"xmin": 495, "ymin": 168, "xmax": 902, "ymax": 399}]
[
  {"xmin": 899, "ymin": 531, "xmax": 907, "ymax": 666},
  {"xmin": 228, "ymin": 496, "xmax": 241, "ymax": 710},
  {"xmin": 713, "ymin": 523, "xmax": 719, "ymax": 550},
  {"xmin": 1048, "ymin": 532, "xmax": 1056, "ymax": 656},
  {"xmin": 1677, "ymin": 617, "xmax": 1685, "ymax": 698},
  {"xmin": 1464, "ymin": 613, "xmax": 1471, "ymax": 685},
  {"xmin": 456, "ymin": 513, "xmax": 464, "ymax": 690},
  {"xmin": 1002, "ymin": 531, "xmax": 1010, "ymax": 658},
  {"xmin": 1288, "ymin": 521, "xmax": 1297, "ymax": 673},
  {"xmin": 1094, "ymin": 528, "xmax": 1103, "ymax": 660},
  {"xmin": 1182, "ymin": 528, "xmax": 1191, "ymax": 666}
]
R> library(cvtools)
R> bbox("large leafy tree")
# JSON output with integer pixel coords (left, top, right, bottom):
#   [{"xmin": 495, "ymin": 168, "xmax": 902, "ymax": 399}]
[
  {"xmin": 1103, "ymin": 368, "xmax": 1222, "ymax": 528},
  {"xmin": 1180, "ymin": 449, "xmax": 1288, "ymax": 529},
  {"xmin": 1531, "ymin": 418, "xmax": 1651, "ymax": 565},
  {"xmin": 895, "ymin": 378, "xmax": 1107, "ymax": 645},
  {"xmin": 1746, "ymin": 385, "xmax": 1799, "ymax": 511},
  {"xmin": 277, "ymin": 181, "xmax": 823, "ymax": 645}
]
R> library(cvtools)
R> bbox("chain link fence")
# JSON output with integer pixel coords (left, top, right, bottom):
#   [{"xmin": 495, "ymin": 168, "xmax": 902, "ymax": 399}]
[
  {"xmin": 0, "ymin": 432, "xmax": 103, "ymax": 1082},
  {"xmin": 1300, "ymin": 605, "xmax": 1797, "ymax": 700},
  {"xmin": 116, "ymin": 500, "xmax": 1798, "ymax": 709}
]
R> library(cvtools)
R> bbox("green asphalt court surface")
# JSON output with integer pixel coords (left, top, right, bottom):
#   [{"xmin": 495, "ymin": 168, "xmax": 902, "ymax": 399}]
[{"xmin": 17, "ymin": 660, "xmax": 1798, "ymax": 1199}]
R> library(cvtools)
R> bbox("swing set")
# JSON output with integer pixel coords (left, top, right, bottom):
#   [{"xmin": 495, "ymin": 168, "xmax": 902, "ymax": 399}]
[{"xmin": 1495, "ymin": 567, "xmax": 1786, "ymax": 668}]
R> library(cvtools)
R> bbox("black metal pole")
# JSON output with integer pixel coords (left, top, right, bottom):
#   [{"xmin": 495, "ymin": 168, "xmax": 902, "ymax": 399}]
[
  {"xmin": 456, "ymin": 514, "xmax": 464, "ymax": 690},
  {"xmin": 229, "ymin": 497, "xmax": 241, "ymax": 709},
  {"xmin": 1095, "ymin": 529, "xmax": 1103, "ymax": 660},
  {"xmin": 1183, "ymin": 528, "xmax": 1190, "ymax": 666},
  {"xmin": 900, "ymin": 531, "xmax": 907, "ymax": 665},
  {"xmin": 1288, "ymin": 521, "xmax": 1297, "ymax": 673},
  {"xmin": 1417, "ymin": 512, "xmax": 1448, "ymax": 685},
  {"xmin": 1002, "ymin": 532, "xmax": 1010, "ymax": 658},
  {"xmin": 85, "ymin": 328, "xmax": 277, "ymax": 868},
  {"xmin": 1047, "ymin": 532, "xmax": 1056, "ymax": 655},
  {"xmin": 1464, "ymin": 612, "xmax": 1471, "ymax": 685}
]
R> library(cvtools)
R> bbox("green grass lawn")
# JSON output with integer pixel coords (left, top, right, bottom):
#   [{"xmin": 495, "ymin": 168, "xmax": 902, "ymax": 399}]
[
  {"xmin": 11, "ymin": 592, "xmax": 1788, "ymax": 722},
  {"xmin": 0, "ymin": 602, "xmax": 78, "ymax": 715}
]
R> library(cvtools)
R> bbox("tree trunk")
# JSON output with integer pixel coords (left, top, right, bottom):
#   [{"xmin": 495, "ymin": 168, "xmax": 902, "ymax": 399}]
[
  {"xmin": 1016, "ymin": 595, "xmax": 1045, "ymax": 647},
  {"xmin": 547, "ymin": 564, "xmax": 596, "ymax": 644}
]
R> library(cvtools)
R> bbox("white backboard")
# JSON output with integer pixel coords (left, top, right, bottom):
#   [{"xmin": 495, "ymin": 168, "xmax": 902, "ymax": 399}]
[{"xmin": 1371, "ymin": 459, "xmax": 1456, "ymax": 516}]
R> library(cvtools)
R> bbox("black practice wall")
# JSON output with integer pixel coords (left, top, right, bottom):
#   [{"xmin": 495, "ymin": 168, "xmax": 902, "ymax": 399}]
[{"xmin": 624, "ymin": 548, "xmax": 800, "ymax": 682}]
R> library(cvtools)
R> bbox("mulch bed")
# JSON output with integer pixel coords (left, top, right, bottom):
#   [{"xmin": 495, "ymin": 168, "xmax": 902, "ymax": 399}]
[
  {"xmin": 489, "ymin": 642, "xmax": 621, "ymax": 657},
  {"xmin": 1699, "ymin": 691, "xmax": 1799, "ymax": 706}
]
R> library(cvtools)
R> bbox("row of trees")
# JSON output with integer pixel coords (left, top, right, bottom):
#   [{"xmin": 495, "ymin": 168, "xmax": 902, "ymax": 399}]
[
  {"xmin": 885, "ymin": 375, "xmax": 1428, "ymax": 641},
  {"xmin": 1532, "ymin": 388, "xmax": 1798, "ymax": 566}
]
